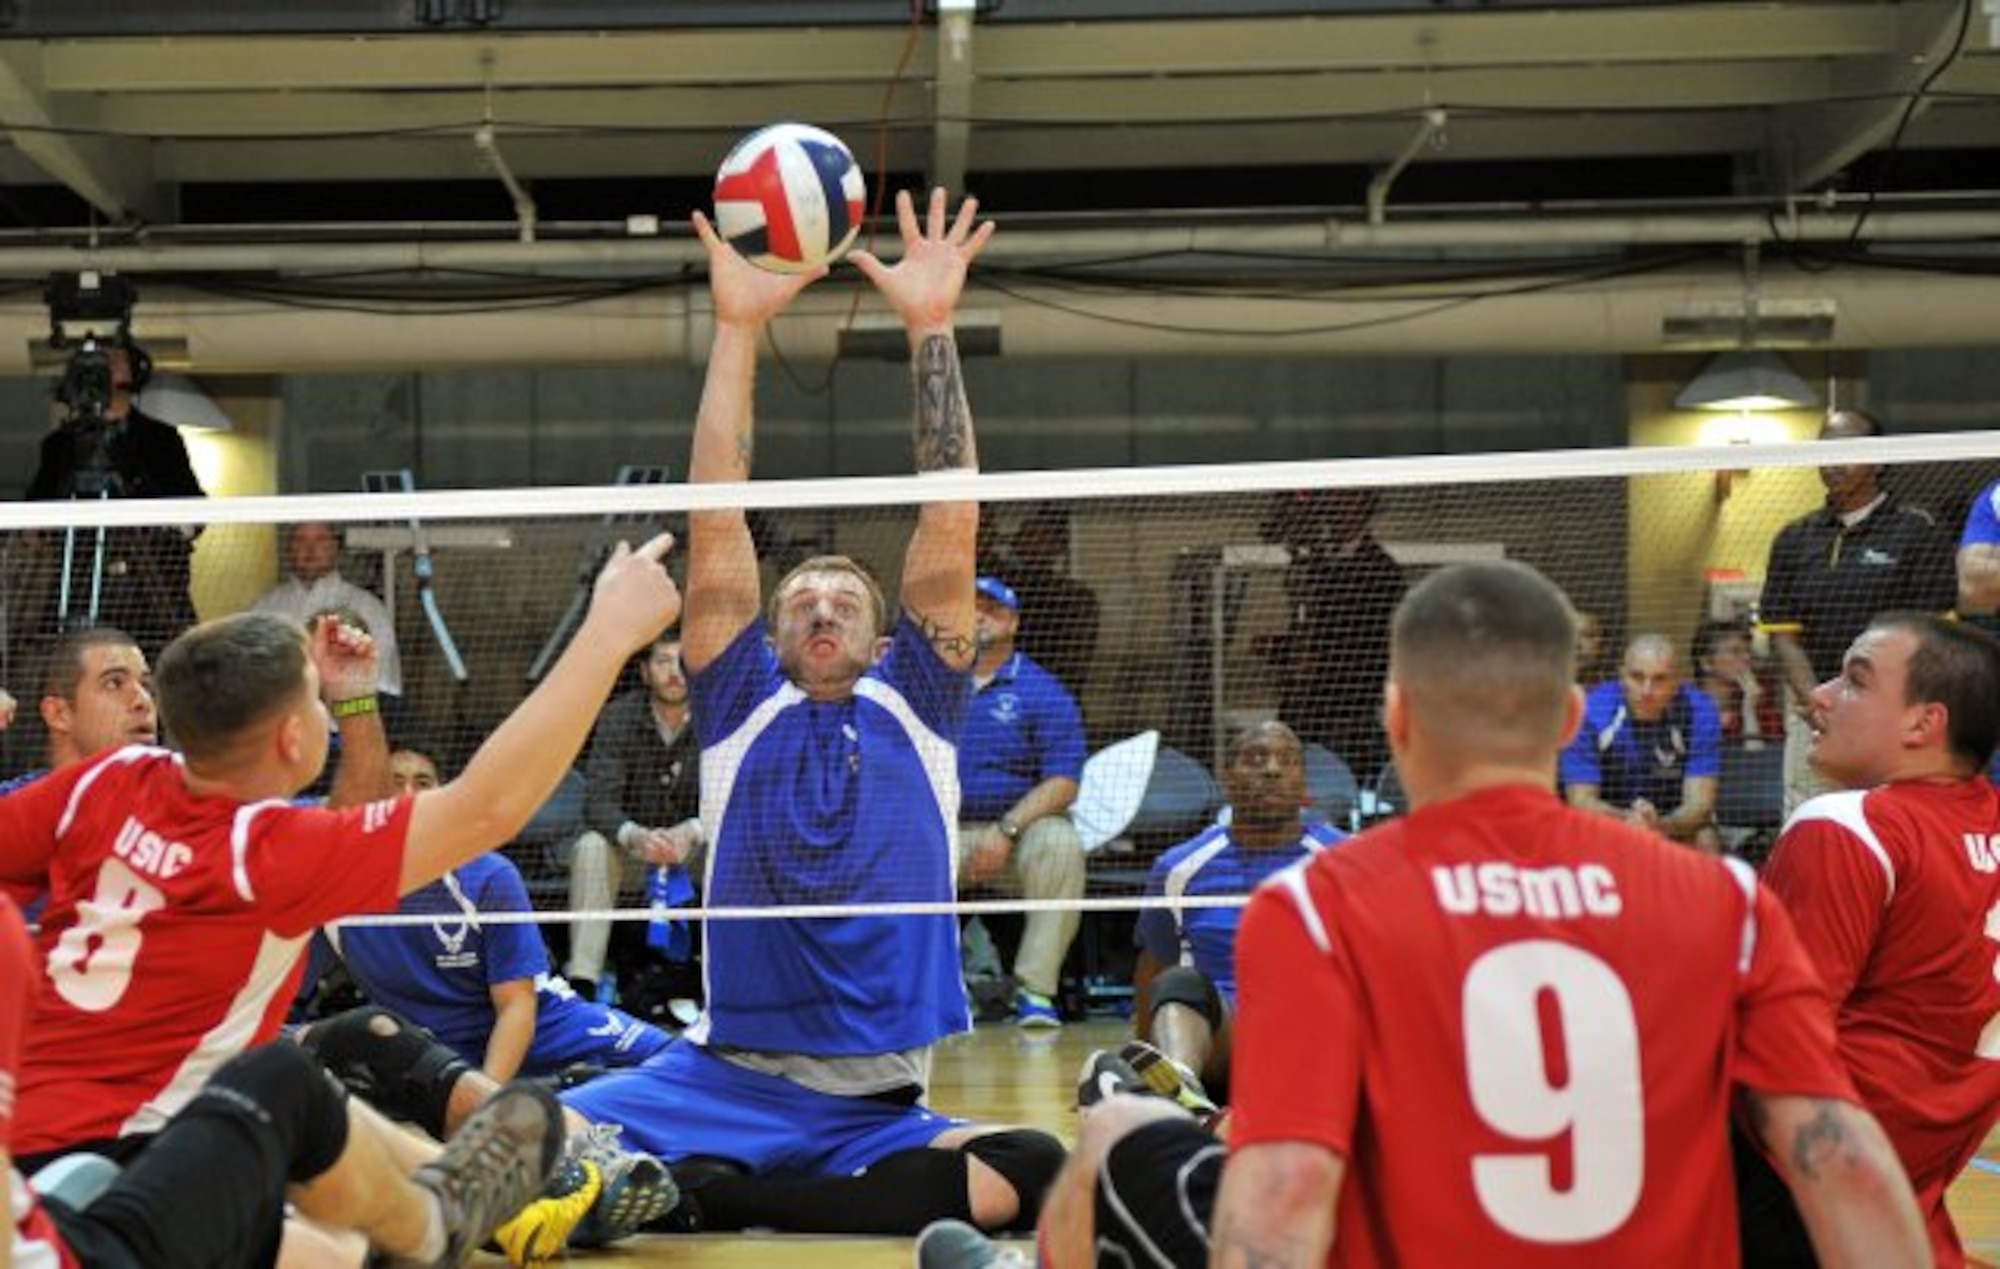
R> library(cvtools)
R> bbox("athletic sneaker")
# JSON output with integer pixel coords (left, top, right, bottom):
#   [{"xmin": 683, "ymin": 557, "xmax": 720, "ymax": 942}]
[
  {"xmin": 565, "ymin": 1120, "xmax": 681, "ymax": 1248},
  {"xmin": 1075, "ymin": 1048, "xmax": 1148, "ymax": 1110},
  {"xmin": 490, "ymin": 1157, "xmax": 602, "ymax": 1266},
  {"xmin": 1014, "ymin": 988, "xmax": 1061, "ymax": 1029},
  {"xmin": 384, "ymin": 1080, "xmax": 563, "ymax": 1269},
  {"xmin": 1119, "ymin": 1040, "xmax": 1219, "ymax": 1120},
  {"xmin": 913, "ymin": 1217, "xmax": 1034, "ymax": 1268}
]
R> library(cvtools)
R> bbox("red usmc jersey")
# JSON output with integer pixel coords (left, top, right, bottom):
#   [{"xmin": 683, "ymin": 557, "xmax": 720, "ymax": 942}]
[
  {"xmin": 4, "ymin": 894, "xmax": 77, "ymax": 1268},
  {"xmin": 1230, "ymin": 785, "xmax": 1852, "ymax": 1268},
  {"xmin": 1764, "ymin": 779, "xmax": 2000, "ymax": 1267},
  {"xmin": 0, "ymin": 746, "xmax": 408, "ymax": 1156}
]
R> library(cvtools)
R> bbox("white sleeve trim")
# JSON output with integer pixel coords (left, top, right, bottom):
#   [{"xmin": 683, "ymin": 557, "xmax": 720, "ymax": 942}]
[
  {"xmin": 1785, "ymin": 790, "xmax": 1896, "ymax": 907},
  {"xmin": 1269, "ymin": 860, "xmax": 1333, "ymax": 955}
]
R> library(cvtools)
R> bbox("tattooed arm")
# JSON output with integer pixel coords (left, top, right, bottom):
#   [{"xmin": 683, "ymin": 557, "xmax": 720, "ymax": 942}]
[
  {"xmin": 1745, "ymin": 1092, "xmax": 1926, "ymax": 1267},
  {"xmin": 1210, "ymin": 1140, "xmax": 1344, "ymax": 1268},
  {"xmin": 682, "ymin": 211, "xmax": 821, "ymax": 672},
  {"xmin": 853, "ymin": 187, "xmax": 994, "ymax": 670}
]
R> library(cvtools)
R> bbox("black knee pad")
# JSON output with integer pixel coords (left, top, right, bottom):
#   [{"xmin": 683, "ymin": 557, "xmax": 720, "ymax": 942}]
[
  {"xmin": 297, "ymin": 1006, "xmax": 468, "ymax": 1139},
  {"xmin": 1151, "ymin": 965, "xmax": 1226, "ymax": 1033},
  {"xmin": 961, "ymin": 1128, "xmax": 1067, "ymax": 1232},
  {"xmin": 188, "ymin": 1043, "xmax": 352, "ymax": 1184}
]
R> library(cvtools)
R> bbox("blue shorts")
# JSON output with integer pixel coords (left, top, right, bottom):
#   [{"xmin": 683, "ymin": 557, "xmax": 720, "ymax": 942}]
[
  {"xmin": 560, "ymin": 1039, "xmax": 965, "ymax": 1177},
  {"xmin": 524, "ymin": 999, "xmax": 671, "ymax": 1076}
]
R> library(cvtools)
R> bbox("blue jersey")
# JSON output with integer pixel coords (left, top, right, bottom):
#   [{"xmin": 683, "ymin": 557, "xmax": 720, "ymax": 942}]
[
  {"xmin": 957, "ymin": 652, "xmax": 1086, "ymax": 821},
  {"xmin": 1559, "ymin": 680, "xmax": 1722, "ymax": 810},
  {"xmin": 1963, "ymin": 481, "xmax": 2000, "ymax": 550},
  {"xmin": 687, "ymin": 615, "xmax": 970, "ymax": 1056},
  {"xmin": 0, "ymin": 769, "xmax": 46, "ymax": 796},
  {"xmin": 1135, "ymin": 819, "xmax": 1344, "ymax": 1005},
  {"xmin": 327, "ymin": 852, "xmax": 666, "ymax": 1075}
]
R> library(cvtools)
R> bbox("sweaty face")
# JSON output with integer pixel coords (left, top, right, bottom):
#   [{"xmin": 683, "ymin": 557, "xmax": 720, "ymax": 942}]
[
  {"xmin": 1222, "ymin": 726, "xmax": 1307, "ymax": 825},
  {"xmin": 1809, "ymin": 626, "xmax": 1923, "ymax": 789},
  {"xmin": 1620, "ymin": 648, "xmax": 1680, "ymax": 722},
  {"xmin": 57, "ymin": 643, "xmax": 158, "ymax": 759},
  {"xmin": 643, "ymin": 641, "xmax": 688, "ymax": 706},
  {"xmin": 772, "ymin": 570, "xmax": 879, "ymax": 693},
  {"xmin": 288, "ymin": 523, "xmax": 341, "ymax": 583},
  {"xmin": 390, "ymin": 751, "xmax": 441, "ymax": 796}
]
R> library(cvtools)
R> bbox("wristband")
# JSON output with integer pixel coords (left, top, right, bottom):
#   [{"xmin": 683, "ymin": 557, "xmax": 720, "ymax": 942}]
[{"xmin": 329, "ymin": 695, "xmax": 379, "ymax": 719}]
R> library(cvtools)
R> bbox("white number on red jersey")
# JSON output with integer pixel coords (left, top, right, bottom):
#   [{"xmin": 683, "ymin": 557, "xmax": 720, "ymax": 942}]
[
  {"xmin": 1463, "ymin": 940, "xmax": 1644, "ymax": 1242},
  {"xmin": 46, "ymin": 858, "xmax": 167, "ymax": 1012}
]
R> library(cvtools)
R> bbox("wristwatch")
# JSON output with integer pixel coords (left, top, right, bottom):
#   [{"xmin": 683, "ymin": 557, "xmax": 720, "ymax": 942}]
[{"xmin": 998, "ymin": 819, "xmax": 1023, "ymax": 842}]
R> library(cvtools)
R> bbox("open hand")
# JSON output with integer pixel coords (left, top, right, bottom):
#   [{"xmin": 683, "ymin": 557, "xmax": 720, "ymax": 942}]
[
  {"xmin": 693, "ymin": 210, "xmax": 825, "ymax": 332},
  {"xmin": 850, "ymin": 187, "xmax": 995, "ymax": 338}
]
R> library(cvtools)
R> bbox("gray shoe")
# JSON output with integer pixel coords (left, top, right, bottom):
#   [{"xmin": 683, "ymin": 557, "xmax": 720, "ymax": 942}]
[
  {"xmin": 384, "ymin": 1080, "xmax": 563, "ymax": 1269},
  {"xmin": 565, "ymin": 1120, "xmax": 681, "ymax": 1248},
  {"xmin": 914, "ymin": 1218, "xmax": 1033, "ymax": 1268}
]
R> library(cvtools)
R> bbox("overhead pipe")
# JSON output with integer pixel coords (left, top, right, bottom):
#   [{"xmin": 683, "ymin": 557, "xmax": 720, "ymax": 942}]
[
  {"xmin": 0, "ymin": 260, "xmax": 1993, "ymax": 370},
  {"xmin": 0, "ymin": 207, "xmax": 1993, "ymax": 277}
]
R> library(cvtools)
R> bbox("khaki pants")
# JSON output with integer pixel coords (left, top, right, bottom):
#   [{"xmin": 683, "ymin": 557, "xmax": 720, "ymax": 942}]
[
  {"xmin": 563, "ymin": 829, "xmax": 649, "ymax": 988},
  {"xmin": 956, "ymin": 816, "xmax": 1086, "ymax": 999}
]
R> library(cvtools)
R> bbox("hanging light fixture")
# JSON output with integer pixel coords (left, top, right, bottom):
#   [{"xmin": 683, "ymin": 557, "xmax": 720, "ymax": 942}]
[
  {"xmin": 1675, "ymin": 349, "xmax": 1819, "ymax": 412},
  {"xmin": 137, "ymin": 371, "xmax": 234, "ymax": 433}
]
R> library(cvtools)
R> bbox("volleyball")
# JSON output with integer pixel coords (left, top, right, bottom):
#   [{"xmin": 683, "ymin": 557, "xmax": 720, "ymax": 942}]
[{"xmin": 713, "ymin": 123, "xmax": 865, "ymax": 275}]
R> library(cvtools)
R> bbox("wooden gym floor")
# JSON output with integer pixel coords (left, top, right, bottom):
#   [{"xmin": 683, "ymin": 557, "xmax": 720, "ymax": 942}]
[{"xmin": 491, "ymin": 1018, "xmax": 2000, "ymax": 1267}]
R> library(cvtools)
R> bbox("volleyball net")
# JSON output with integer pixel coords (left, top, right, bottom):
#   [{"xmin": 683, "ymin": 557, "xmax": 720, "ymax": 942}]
[{"xmin": 2, "ymin": 431, "xmax": 1996, "ymax": 953}]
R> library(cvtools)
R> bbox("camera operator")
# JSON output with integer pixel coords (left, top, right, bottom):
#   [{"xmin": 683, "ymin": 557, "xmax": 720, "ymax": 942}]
[{"xmin": 26, "ymin": 339, "xmax": 205, "ymax": 659}]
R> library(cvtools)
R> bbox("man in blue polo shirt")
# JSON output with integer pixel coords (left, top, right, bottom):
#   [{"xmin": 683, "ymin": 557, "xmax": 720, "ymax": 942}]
[
  {"xmin": 1561, "ymin": 632, "xmax": 1722, "ymax": 847},
  {"xmin": 1120, "ymin": 721, "xmax": 1341, "ymax": 1114},
  {"xmin": 956, "ymin": 575, "xmax": 1088, "ymax": 1028},
  {"xmin": 557, "ymin": 189, "xmax": 1063, "ymax": 1240}
]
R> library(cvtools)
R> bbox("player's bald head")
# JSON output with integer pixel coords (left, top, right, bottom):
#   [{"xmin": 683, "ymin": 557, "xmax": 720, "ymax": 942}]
[{"xmin": 1389, "ymin": 561, "xmax": 1578, "ymax": 765}]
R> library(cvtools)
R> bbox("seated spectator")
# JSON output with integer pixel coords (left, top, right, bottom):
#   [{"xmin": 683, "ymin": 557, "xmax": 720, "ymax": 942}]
[
  {"xmin": 1561, "ymin": 632, "xmax": 1721, "ymax": 848},
  {"xmin": 319, "ymin": 745, "xmax": 672, "ymax": 1082},
  {"xmin": 1574, "ymin": 608, "xmax": 1614, "ymax": 685},
  {"xmin": 1129, "ymin": 721, "xmax": 1342, "ymax": 1114},
  {"xmin": 957, "ymin": 576, "xmax": 1088, "ymax": 1029},
  {"xmin": 561, "ymin": 633, "xmax": 700, "ymax": 999},
  {"xmin": 1693, "ymin": 617, "xmax": 1782, "ymax": 747},
  {"xmin": 992, "ymin": 504, "xmax": 1101, "ymax": 697},
  {"xmin": 250, "ymin": 520, "xmax": 404, "ymax": 706}
]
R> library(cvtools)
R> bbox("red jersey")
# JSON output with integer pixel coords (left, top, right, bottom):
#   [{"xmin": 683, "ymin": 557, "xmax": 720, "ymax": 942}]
[
  {"xmin": 4, "ymin": 893, "xmax": 77, "ymax": 1269},
  {"xmin": 1230, "ymin": 785, "xmax": 1852, "ymax": 1268},
  {"xmin": 0, "ymin": 746, "xmax": 408, "ymax": 1156},
  {"xmin": 1763, "ymin": 779, "xmax": 2000, "ymax": 1266}
]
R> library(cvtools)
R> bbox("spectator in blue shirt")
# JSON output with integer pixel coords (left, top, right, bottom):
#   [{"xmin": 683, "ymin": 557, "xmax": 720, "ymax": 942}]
[
  {"xmin": 957, "ymin": 575, "xmax": 1089, "ymax": 1028},
  {"xmin": 1561, "ymin": 632, "xmax": 1722, "ymax": 847}
]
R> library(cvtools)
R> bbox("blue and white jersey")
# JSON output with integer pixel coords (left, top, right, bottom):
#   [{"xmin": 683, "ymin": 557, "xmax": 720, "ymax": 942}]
[
  {"xmin": 1135, "ymin": 819, "xmax": 1344, "ymax": 1006},
  {"xmin": 688, "ymin": 615, "xmax": 971, "ymax": 1056},
  {"xmin": 327, "ymin": 851, "xmax": 666, "ymax": 1075}
]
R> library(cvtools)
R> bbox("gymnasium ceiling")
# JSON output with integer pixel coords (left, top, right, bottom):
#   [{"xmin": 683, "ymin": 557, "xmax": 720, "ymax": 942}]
[{"xmin": 0, "ymin": 1, "xmax": 1995, "ymax": 364}]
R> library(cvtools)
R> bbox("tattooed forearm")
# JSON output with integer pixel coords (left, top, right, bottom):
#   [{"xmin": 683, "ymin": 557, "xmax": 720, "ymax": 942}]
[
  {"xmin": 1790, "ymin": 1098, "xmax": 1855, "ymax": 1181},
  {"xmin": 914, "ymin": 609, "xmax": 976, "ymax": 663},
  {"xmin": 1213, "ymin": 1211, "xmax": 1318, "ymax": 1268},
  {"xmin": 912, "ymin": 334, "xmax": 976, "ymax": 473}
]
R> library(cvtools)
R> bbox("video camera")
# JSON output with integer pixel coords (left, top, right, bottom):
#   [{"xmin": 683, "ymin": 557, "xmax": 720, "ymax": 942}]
[{"xmin": 44, "ymin": 271, "xmax": 144, "ymax": 494}]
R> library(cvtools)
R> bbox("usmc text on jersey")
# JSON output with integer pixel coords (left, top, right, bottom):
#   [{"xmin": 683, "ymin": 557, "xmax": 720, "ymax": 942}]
[
  {"xmin": 1431, "ymin": 862, "xmax": 1622, "ymax": 920},
  {"xmin": 112, "ymin": 815, "xmax": 193, "ymax": 880}
]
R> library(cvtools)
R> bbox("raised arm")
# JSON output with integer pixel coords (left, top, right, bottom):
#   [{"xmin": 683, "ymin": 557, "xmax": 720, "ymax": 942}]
[
  {"xmin": 682, "ymin": 212, "xmax": 823, "ymax": 673},
  {"xmin": 852, "ymin": 188, "xmax": 994, "ymax": 670},
  {"xmin": 308, "ymin": 614, "xmax": 392, "ymax": 809},
  {"xmin": 401, "ymin": 535, "xmax": 680, "ymax": 894}
]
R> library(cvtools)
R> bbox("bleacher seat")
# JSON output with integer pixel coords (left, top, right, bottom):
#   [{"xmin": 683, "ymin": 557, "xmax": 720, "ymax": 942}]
[
  {"xmin": 1302, "ymin": 743, "xmax": 1359, "ymax": 830},
  {"xmin": 1715, "ymin": 744, "xmax": 1785, "ymax": 831}
]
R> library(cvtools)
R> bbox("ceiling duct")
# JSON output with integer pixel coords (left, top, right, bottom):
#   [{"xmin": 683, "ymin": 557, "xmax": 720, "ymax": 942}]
[{"xmin": 1660, "ymin": 299, "xmax": 1837, "ymax": 350}]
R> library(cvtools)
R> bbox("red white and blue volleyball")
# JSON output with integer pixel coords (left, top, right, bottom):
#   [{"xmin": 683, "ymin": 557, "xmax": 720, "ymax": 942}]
[{"xmin": 713, "ymin": 123, "xmax": 865, "ymax": 275}]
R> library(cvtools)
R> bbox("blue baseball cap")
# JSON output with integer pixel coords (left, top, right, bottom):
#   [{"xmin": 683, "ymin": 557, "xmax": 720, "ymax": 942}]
[{"xmin": 975, "ymin": 576, "xmax": 1020, "ymax": 611}]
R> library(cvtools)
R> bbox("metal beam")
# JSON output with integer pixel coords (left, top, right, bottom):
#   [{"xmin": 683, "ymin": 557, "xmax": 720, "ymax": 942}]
[
  {"xmin": 931, "ymin": 1, "xmax": 977, "ymax": 192},
  {"xmin": 0, "ymin": 47, "xmax": 164, "ymax": 224},
  {"xmin": 1767, "ymin": 0, "xmax": 1970, "ymax": 193}
]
